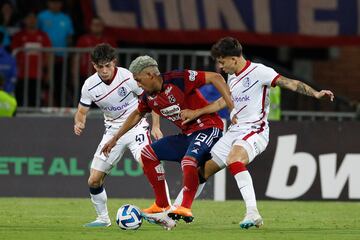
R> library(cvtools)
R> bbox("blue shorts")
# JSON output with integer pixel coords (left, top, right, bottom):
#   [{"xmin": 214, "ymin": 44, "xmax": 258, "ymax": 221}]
[{"xmin": 150, "ymin": 127, "xmax": 222, "ymax": 166}]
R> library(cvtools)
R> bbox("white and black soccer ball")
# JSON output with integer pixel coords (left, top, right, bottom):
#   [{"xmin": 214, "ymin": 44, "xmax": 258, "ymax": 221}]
[{"xmin": 116, "ymin": 204, "xmax": 143, "ymax": 230}]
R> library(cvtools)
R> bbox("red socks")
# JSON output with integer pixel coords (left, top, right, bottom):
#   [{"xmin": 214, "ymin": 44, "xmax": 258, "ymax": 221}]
[
  {"xmin": 228, "ymin": 161, "xmax": 247, "ymax": 176},
  {"xmin": 181, "ymin": 156, "xmax": 199, "ymax": 208},
  {"xmin": 141, "ymin": 145, "xmax": 168, "ymax": 208}
]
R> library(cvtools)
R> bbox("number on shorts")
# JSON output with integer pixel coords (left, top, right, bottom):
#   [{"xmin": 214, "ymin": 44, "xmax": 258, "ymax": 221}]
[{"xmin": 135, "ymin": 134, "xmax": 145, "ymax": 144}]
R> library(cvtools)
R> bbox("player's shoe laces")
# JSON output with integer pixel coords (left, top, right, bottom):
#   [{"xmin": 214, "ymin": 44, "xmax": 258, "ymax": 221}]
[
  {"xmin": 239, "ymin": 211, "xmax": 263, "ymax": 229},
  {"xmin": 142, "ymin": 202, "xmax": 170, "ymax": 214},
  {"xmin": 168, "ymin": 206, "xmax": 194, "ymax": 223},
  {"xmin": 141, "ymin": 211, "xmax": 176, "ymax": 230},
  {"xmin": 84, "ymin": 217, "xmax": 111, "ymax": 227}
]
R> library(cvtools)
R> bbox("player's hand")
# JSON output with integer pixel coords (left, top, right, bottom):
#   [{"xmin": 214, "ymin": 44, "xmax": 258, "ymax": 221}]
[
  {"xmin": 181, "ymin": 109, "xmax": 199, "ymax": 125},
  {"xmin": 151, "ymin": 127, "xmax": 163, "ymax": 140},
  {"xmin": 315, "ymin": 90, "xmax": 334, "ymax": 101},
  {"xmin": 229, "ymin": 108, "xmax": 238, "ymax": 125},
  {"xmin": 101, "ymin": 137, "xmax": 117, "ymax": 157},
  {"xmin": 74, "ymin": 122, "xmax": 85, "ymax": 136}
]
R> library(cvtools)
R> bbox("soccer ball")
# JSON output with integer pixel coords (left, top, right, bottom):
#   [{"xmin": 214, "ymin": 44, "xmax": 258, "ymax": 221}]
[{"xmin": 116, "ymin": 204, "xmax": 143, "ymax": 230}]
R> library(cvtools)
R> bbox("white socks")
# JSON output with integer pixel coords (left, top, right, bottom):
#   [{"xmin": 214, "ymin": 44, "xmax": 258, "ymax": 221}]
[
  {"xmin": 233, "ymin": 170, "xmax": 258, "ymax": 214},
  {"xmin": 90, "ymin": 188, "xmax": 110, "ymax": 221}
]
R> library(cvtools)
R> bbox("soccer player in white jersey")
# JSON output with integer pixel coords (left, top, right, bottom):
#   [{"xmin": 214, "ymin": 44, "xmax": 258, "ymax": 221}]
[
  {"xmin": 178, "ymin": 37, "xmax": 334, "ymax": 229},
  {"xmin": 74, "ymin": 44, "xmax": 162, "ymax": 227}
]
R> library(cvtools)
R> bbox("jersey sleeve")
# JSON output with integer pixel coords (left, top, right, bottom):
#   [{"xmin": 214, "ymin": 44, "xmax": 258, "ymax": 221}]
[
  {"xmin": 183, "ymin": 70, "xmax": 206, "ymax": 93},
  {"xmin": 259, "ymin": 64, "xmax": 280, "ymax": 87},
  {"xmin": 137, "ymin": 94, "xmax": 151, "ymax": 113},
  {"xmin": 79, "ymin": 81, "xmax": 92, "ymax": 107}
]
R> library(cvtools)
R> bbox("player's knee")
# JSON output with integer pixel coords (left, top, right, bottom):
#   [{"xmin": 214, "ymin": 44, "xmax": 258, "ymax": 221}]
[
  {"xmin": 226, "ymin": 147, "xmax": 248, "ymax": 165},
  {"xmin": 88, "ymin": 176, "xmax": 102, "ymax": 188}
]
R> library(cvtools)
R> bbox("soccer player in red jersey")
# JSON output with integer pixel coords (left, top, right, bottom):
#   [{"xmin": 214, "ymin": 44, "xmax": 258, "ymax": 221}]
[{"xmin": 101, "ymin": 55, "xmax": 233, "ymax": 222}]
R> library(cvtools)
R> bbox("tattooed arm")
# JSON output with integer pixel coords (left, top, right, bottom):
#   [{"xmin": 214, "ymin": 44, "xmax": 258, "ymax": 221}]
[{"xmin": 276, "ymin": 76, "xmax": 334, "ymax": 101}]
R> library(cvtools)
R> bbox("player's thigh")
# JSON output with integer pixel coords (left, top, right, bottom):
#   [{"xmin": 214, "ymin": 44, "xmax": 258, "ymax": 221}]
[
  {"xmin": 185, "ymin": 127, "xmax": 223, "ymax": 165},
  {"xmin": 150, "ymin": 134, "xmax": 189, "ymax": 162},
  {"xmin": 210, "ymin": 130, "xmax": 235, "ymax": 169},
  {"xmin": 232, "ymin": 127, "xmax": 269, "ymax": 164},
  {"xmin": 91, "ymin": 131, "xmax": 127, "ymax": 174}
]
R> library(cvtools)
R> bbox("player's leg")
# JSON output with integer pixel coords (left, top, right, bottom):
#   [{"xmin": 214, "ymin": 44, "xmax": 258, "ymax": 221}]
[
  {"xmin": 84, "ymin": 130, "xmax": 126, "ymax": 227},
  {"xmin": 140, "ymin": 134, "xmax": 188, "ymax": 213},
  {"xmin": 169, "ymin": 127, "xmax": 222, "ymax": 222},
  {"xmin": 229, "ymin": 128, "xmax": 269, "ymax": 229},
  {"xmin": 226, "ymin": 144, "xmax": 263, "ymax": 229},
  {"xmin": 85, "ymin": 167, "xmax": 111, "ymax": 227}
]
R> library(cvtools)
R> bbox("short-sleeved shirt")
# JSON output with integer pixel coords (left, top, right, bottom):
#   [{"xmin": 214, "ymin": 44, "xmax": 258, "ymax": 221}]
[
  {"xmin": 228, "ymin": 60, "xmax": 280, "ymax": 128},
  {"xmin": 37, "ymin": 10, "xmax": 74, "ymax": 48},
  {"xmin": 80, "ymin": 67, "xmax": 143, "ymax": 127},
  {"xmin": 138, "ymin": 70, "xmax": 223, "ymax": 135},
  {"xmin": 11, "ymin": 30, "xmax": 51, "ymax": 79}
]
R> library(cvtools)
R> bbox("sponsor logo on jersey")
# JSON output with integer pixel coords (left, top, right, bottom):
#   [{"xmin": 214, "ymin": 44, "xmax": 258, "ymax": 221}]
[
  {"xmin": 232, "ymin": 95, "xmax": 250, "ymax": 102},
  {"xmin": 160, "ymin": 105, "xmax": 181, "ymax": 116},
  {"xmin": 242, "ymin": 77, "xmax": 251, "ymax": 87},
  {"xmin": 188, "ymin": 70, "xmax": 198, "ymax": 81},
  {"xmin": 102, "ymin": 102, "xmax": 130, "ymax": 111},
  {"xmin": 118, "ymin": 87, "xmax": 128, "ymax": 97}
]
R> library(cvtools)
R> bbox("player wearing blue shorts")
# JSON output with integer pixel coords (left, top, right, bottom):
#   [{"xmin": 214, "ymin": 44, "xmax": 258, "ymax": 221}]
[{"xmin": 101, "ymin": 55, "xmax": 233, "ymax": 223}]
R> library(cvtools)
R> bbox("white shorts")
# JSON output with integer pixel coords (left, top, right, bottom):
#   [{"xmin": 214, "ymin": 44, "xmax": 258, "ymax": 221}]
[
  {"xmin": 91, "ymin": 119, "xmax": 150, "ymax": 174},
  {"xmin": 210, "ymin": 123, "xmax": 269, "ymax": 168}
]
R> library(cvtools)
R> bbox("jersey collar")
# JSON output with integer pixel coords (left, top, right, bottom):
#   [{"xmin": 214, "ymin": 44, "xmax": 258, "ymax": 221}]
[
  {"xmin": 99, "ymin": 67, "xmax": 118, "ymax": 85},
  {"xmin": 235, "ymin": 60, "xmax": 251, "ymax": 76}
]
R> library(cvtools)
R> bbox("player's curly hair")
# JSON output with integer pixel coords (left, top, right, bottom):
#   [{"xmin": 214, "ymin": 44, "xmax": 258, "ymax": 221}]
[
  {"xmin": 91, "ymin": 43, "xmax": 117, "ymax": 64},
  {"xmin": 211, "ymin": 37, "xmax": 243, "ymax": 59}
]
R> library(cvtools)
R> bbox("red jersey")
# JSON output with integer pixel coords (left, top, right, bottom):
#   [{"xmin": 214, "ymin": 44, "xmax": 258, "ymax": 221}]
[
  {"xmin": 11, "ymin": 30, "xmax": 51, "ymax": 79},
  {"xmin": 138, "ymin": 70, "xmax": 224, "ymax": 135},
  {"xmin": 76, "ymin": 34, "xmax": 117, "ymax": 76}
]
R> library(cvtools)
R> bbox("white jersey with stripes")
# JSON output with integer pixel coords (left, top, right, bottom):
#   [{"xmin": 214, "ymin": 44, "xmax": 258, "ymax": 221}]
[
  {"xmin": 228, "ymin": 60, "xmax": 279, "ymax": 129},
  {"xmin": 80, "ymin": 67, "xmax": 143, "ymax": 128}
]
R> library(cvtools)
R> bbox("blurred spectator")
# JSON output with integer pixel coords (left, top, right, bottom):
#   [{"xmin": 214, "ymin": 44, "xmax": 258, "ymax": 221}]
[
  {"xmin": 37, "ymin": 0, "xmax": 74, "ymax": 50},
  {"xmin": 0, "ymin": 32, "xmax": 17, "ymax": 94},
  {"xmin": 11, "ymin": 11, "xmax": 52, "ymax": 107},
  {"xmin": 37, "ymin": 0, "xmax": 74, "ymax": 106},
  {"xmin": 199, "ymin": 84, "xmax": 229, "ymax": 120},
  {"xmin": 0, "ymin": 74, "xmax": 17, "ymax": 117},
  {"xmin": 268, "ymin": 86, "xmax": 281, "ymax": 121},
  {"xmin": 1, "ymin": 1, "xmax": 20, "ymax": 35},
  {"xmin": 74, "ymin": 16, "xmax": 116, "ymax": 87},
  {"xmin": 0, "ymin": 17, "xmax": 11, "ymax": 48}
]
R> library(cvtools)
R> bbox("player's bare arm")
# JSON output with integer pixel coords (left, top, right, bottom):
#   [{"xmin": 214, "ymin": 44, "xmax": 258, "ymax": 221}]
[
  {"xmin": 204, "ymin": 72, "xmax": 234, "ymax": 111},
  {"xmin": 181, "ymin": 97, "xmax": 226, "ymax": 125},
  {"xmin": 101, "ymin": 109, "xmax": 145, "ymax": 157},
  {"xmin": 276, "ymin": 76, "xmax": 334, "ymax": 101},
  {"xmin": 151, "ymin": 111, "xmax": 163, "ymax": 140},
  {"xmin": 74, "ymin": 104, "xmax": 89, "ymax": 136}
]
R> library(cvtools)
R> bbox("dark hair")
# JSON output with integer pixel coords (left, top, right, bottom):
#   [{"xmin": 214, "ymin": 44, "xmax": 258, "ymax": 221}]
[
  {"xmin": 211, "ymin": 37, "xmax": 243, "ymax": 59},
  {"xmin": 90, "ymin": 43, "xmax": 117, "ymax": 64}
]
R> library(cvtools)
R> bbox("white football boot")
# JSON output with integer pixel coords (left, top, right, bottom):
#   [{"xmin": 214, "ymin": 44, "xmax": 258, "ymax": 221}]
[
  {"xmin": 84, "ymin": 217, "xmax": 111, "ymax": 227},
  {"xmin": 239, "ymin": 210, "xmax": 263, "ymax": 229},
  {"xmin": 142, "ymin": 211, "xmax": 176, "ymax": 230}
]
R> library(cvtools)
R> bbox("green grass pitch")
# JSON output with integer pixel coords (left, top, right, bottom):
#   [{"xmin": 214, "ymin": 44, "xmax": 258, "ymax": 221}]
[{"xmin": 0, "ymin": 198, "xmax": 359, "ymax": 240}]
